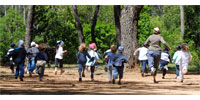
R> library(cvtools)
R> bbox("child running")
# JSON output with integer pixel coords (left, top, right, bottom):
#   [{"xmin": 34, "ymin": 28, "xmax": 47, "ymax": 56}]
[
  {"xmin": 159, "ymin": 47, "xmax": 171, "ymax": 79},
  {"xmin": 144, "ymin": 27, "xmax": 171, "ymax": 83},
  {"xmin": 77, "ymin": 43, "xmax": 91, "ymax": 81},
  {"xmin": 172, "ymin": 44, "xmax": 182, "ymax": 79},
  {"xmin": 35, "ymin": 43, "xmax": 48, "ymax": 81},
  {"xmin": 7, "ymin": 40, "xmax": 26, "ymax": 81},
  {"xmin": 105, "ymin": 45, "xmax": 117, "ymax": 83},
  {"xmin": 86, "ymin": 43, "xmax": 99, "ymax": 81},
  {"xmin": 112, "ymin": 46, "xmax": 128, "ymax": 85},
  {"xmin": 175, "ymin": 43, "xmax": 192, "ymax": 83},
  {"xmin": 27, "ymin": 41, "xmax": 39, "ymax": 76},
  {"xmin": 6, "ymin": 43, "xmax": 16, "ymax": 73},
  {"xmin": 92, "ymin": 43, "xmax": 102, "ymax": 71},
  {"xmin": 133, "ymin": 43, "xmax": 149, "ymax": 77},
  {"xmin": 54, "ymin": 40, "xmax": 67, "ymax": 75}
]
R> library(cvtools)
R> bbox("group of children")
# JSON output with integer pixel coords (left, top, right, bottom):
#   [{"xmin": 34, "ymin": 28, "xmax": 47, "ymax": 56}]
[
  {"xmin": 7, "ymin": 41, "xmax": 48, "ymax": 81},
  {"xmin": 134, "ymin": 27, "xmax": 192, "ymax": 83},
  {"xmin": 6, "ymin": 27, "xmax": 192, "ymax": 84},
  {"xmin": 77, "ymin": 43, "xmax": 128, "ymax": 85}
]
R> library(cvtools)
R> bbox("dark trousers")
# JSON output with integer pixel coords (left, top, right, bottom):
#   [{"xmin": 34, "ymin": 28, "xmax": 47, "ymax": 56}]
[
  {"xmin": 176, "ymin": 65, "xmax": 180, "ymax": 77},
  {"xmin": 10, "ymin": 60, "xmax": 14, "ymax": 71},
  {"xmin": 140, "ymin": 60, "xmax": 148, "ymax": 73},
  {"xmin": 90, "ymin": 66, "xmax": 95, "ymax": 79},
  {"xmin": 160, "ymin": 60, "xmax": 169, "ymax": 77}
]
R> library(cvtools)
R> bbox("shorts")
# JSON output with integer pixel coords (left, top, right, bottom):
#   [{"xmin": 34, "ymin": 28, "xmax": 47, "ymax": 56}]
[
  {"xmin": 78, "ymin": 64, "xmax": 86, "ymax": 72},
  {"xmin": 55, "ymin": 58, "xmax": 63, "ymax": 68}
]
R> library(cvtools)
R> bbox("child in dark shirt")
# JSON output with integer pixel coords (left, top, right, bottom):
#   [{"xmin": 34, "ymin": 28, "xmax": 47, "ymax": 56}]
[
  {"xmin": 36, "ymin": 43, "xmax": 48, "ymax": 81},
  {"xmin": 112, "ymin": 46, "xmax": 128, "ymax": 85},
  {"xmin": 8, "ymin": 40, "xmax": 26, "ymax": 81}
]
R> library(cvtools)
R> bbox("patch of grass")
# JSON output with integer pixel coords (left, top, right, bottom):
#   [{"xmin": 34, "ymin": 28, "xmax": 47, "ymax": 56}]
[{"xmin": 168, "ymin": 63, "xmax": 200, "ymax": 71}]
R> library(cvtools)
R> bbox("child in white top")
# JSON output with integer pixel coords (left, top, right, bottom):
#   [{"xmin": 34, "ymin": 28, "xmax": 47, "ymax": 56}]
[
  {"xmin": 86, "ymin": 43, "xmax": 99, "ymax": 81},
  {"xmin": 54, "ymin": 40, "xmax": 67, "ymax": 75},
  {"xmin": 172, "ymin": 44, "xmax": 181, "ymax": 79},
  {"xmin": 175, "ymin": 43, "xmax": 192, "ymax": 82},
  {"xmin": 134, "ymin": 43, "xmax": 149, "ymax": 77}
]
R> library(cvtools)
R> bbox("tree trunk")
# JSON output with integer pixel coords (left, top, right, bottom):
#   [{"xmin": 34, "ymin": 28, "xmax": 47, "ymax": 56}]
[
  {"xmin": 25, "ymin": 5, "xmax": 35, "ymax": 50},
  {"xmin": 114, "ymin": 5, "xmax": 121, "ymax": 47},
  {"xmin": 180, "ymin": 5, "xmax": 184, "ymax": 41},
  {"xmin": 120, "ymin": 5, "xmax": 143, "ymax": 69},
  {"xmin": 91, "ymin": 5, "xmax": 100, "ymax": 44},
  {"xmin": 72, "ymin": 5, "xmax": 85, "ymax": 44},
  {"xmin": 23, "ymin": 5, "xmax": 26, "ymax": 25},
  {"xmin": 4, "ymin": 5, "xmax": 6, "ymax": 16}
]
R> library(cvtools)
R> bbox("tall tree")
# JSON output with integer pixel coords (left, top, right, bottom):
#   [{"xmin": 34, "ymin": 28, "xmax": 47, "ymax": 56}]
[
  {"xmin": 180, "ymin": 5, "xmax": 185, "ymax": 41},
  {"xmin": 25, "ymin": 5, "xmax": 35, "ymax": 50},
  {"xmin": 91, "ymin": 5, "xmax": 100, "ymax": 44},
  {"xmin": 120, "ymin": 5, "xmax": 143, "ymax": 69},
  {"xmin": 114, "ymin": 5, "xmax": 121, "ymax": 47},
  {"xmin": 72, "ymin": 5, "xmax": 85, "ymax": 43},
  {"xmin": 4, "ymin": 5, "xmax": 6, "ymax": 16},
  {"xmin": 23, "ymin": 5, "xmax": 26, "ymax": 25}
]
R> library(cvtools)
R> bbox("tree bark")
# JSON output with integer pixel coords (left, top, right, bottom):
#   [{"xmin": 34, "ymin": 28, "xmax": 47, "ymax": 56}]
[
  {"xmin": 72, "ymin": 5, "xmax": 85, "ymax": 44},
  {"xmin": 25, "ymin": 5, "xmax": 35, "ymax": 50},
  {"xmin": 120, "ymin": 5, "xmax": 143, "ymax": 69},
  {"xmin": 180, "ymin": 5, "xmax": 184, "ymax": 41},
  {"xmin": 91, "ymin": 5, "xmax": 100, "ymax": 44},
  {"xmin": 23, "ymin": 5, "xmax": 26, "ymax": 25},
  {"xmin": 114, "ymin": 5, "xmax": 121, "ymax": 47},
  {"xmin": 4, "ymin": 5, "xmax": 6, "ymax": 16}
]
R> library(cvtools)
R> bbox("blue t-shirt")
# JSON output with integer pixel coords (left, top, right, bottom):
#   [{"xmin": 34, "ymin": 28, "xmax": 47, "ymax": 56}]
[
  {"xmin": 113, "ymin": 53, "xmax": 128, "ymax": 67},
  {"xmin": 107, "ymin": 52, "xmax": 116, "ymax": 67}
]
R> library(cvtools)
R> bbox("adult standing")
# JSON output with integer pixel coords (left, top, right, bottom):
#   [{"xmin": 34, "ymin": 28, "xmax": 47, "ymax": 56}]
[{"xmin": 144, "ymin": 27, "xmax": 171, "ymax": 83}]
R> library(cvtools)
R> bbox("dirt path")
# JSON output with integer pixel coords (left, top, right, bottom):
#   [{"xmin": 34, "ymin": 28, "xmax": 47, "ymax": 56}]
[{"xmin": 0, "ymin": 66, "xmax": 200, "ymax": 95}]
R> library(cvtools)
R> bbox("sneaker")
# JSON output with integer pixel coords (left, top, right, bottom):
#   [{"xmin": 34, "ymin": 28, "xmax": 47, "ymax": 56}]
[
  {"xmin": 61, "ymin": 70, "xmax": 65, "ymax": 75},
  {"xmin": 82, "ymin": 73, "xmax": 85, "ymax": 77},
  {"xmin": 164, "ymin": 65, "xmax": 168, "ymax": 71},
  {"xmin": 141, "ymin": 73, "xmax": 144, "ymax": 77},
  {"xmin": 20, "ymin": 77, "xmax": 23, "ymax": 81},
  {"xmin": 79, "ymin": 78, "xmax": 82, "ymax": 82},
  {"xmin": 152, "ymin": 79, "xmax": 157, "ymax": 83},
  {"xmin": 181, "ymin": 79, "xmax": 183, "ymax": 83},
  {"xmin": 177, "ymin": 76, "xmax": 181, "ymax": 79},
  {"xmin": 151, "ymin": 67, "xmax": 156, "ymax": 75},
  {"xmin": 39, "ymin": 77, "xmax": 42, "ymax": 81},
  {"xmin": 91, "ymin": 78, "xmax": 94, "ymax": 81},
  {"xmin": 112, "ymin": 79, "xmax": 115, "ymax": 84},
  {"xmin": 118, "ymin": 81, "xmax": 121, "ymax": 85},
  {"xmin": 162, "ymin": 76, "xmax": 165, "ymax": 79}
]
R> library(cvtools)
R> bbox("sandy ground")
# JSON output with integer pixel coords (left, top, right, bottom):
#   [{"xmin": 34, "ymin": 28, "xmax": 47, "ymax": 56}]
[{"xmin": 0, "ymin": 66, "xmax": 200, "ymax": 95}]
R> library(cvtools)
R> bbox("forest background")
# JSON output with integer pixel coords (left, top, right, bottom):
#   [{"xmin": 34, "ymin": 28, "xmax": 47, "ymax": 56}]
[{"xmin": 0, "ymin": 5, "xmax": 199, "ymax": 69}]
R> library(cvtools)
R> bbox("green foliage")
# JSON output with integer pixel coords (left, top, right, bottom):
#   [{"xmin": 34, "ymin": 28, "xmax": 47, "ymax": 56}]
[
  {"xmin": 0, "ymin": 8, "xmax": 25, "ymax": 63},
  {"xmin": 138, "ymin": 5, "xmax": 153, "ymax": 46},
  {"xmin": 33, "ymin": 6, "xmax": 79, "ymax": 64},
  {"xmin": 83, "ymin": 21, "xmax": 116, "ymax": 54}
]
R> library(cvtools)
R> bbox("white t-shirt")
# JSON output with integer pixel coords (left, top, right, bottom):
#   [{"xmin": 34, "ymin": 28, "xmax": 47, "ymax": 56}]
[
  {"xmin": 138, "ymin": 47, "xmax": 148, "ymax": 61},
  {"xmin": 7, "ymin": 48, "xmax": 14, "ymax": 60},
  {"xmin": 86, "ymin": 50, "xmax": 99, "ymax": 66},
  {"xmin": 175, "ymin": 50, "xmax": 192, "ymax": 69},
  {"xmin": 161, "ymin": 52, "xmax": 170, "ymax": 62},
  {"xmin": 55, "ymin": 47, "xmax": 64, "ymax": 59}
]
